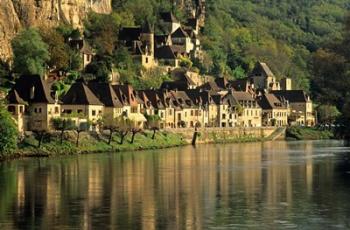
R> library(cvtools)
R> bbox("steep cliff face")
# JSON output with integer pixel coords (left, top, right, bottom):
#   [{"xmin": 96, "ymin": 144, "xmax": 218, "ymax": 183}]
[{"xmin": 0, "ymin": 0, "xmax": 111, "ymax": 59}]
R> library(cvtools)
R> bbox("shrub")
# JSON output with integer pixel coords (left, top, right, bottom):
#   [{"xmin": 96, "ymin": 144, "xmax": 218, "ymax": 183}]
[{"xmin": 0, "ymin": 106, "xmax": 18, "ymax": 156}]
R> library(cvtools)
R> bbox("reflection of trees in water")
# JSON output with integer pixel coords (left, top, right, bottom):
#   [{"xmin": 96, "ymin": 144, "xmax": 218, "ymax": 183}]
[{"xmin": 0, "ymin": 141, "xmax": 350, "ymax": 228}]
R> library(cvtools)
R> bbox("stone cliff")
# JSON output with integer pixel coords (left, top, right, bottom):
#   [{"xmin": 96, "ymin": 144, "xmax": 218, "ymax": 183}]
[{"xmin": 0, "ymin": 0, "xmax": 111, "ymax": 59}]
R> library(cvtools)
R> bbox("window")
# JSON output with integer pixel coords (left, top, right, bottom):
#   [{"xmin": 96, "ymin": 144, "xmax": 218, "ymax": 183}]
[
  {"xmin": 55, "ymin": 106, "xmax": 59, "ymax": 114},
  {"xmin": 8, "ymin": 106, "xmax": 15, "ymax": 114},
  {"xmin": 38, "ymin": 108, "xmax": 42, "ymax": 113},
  {"xmin": 99, "ymin": 110, "xmax": 102, "ymax": 114},
  {"xmin": 34, "ymin": 108, "xmax": 37, "ymax": 113},
  {"xmin": 19, "ymin": 106, "xmax": 24, "ymax": 114},
  {"xmin": 160, "ymin": 112, "xmax": 164, "ymax": 118},
  {"xmin": 145, "ymin": 57, "xmax": 149, "ymax": 63},
  {"xmin": 78, "ymin": 109, "xmax": 83, "ymax": 114},
  {"xmin": 191, "ymin": 110, "xmax": 194, "ymax": 116},
  {"xmin": 222, "ymin": 114, "xmax": 226, "ymax": 119},
  {"xmin": 169, "ymin": 109, "xmax": 173, "ymax": 116},
  {"xmin": 131, "ymin": 107, "xmax": 138, "ymax": 113},
  {"xmin": 92, "ymin": 110, "xmax": 96, "ymax": 116}
]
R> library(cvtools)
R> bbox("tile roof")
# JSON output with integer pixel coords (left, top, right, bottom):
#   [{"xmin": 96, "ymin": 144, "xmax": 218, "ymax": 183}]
[
  {"xmin": 13, "ymin": 75, "xmax": 56, "ymax": 104},
  {"xmin": 171, "ymin": 27, "xmax": 189, "ymax": 38},
  {"xmin": 160, "ymin": 12, "xmax": 179, "ymax": 23},
  {"xmin": 87, "ymin": 82, "xmax": 123, "ymax": 107},
  {"xmin": 155, "ymin": 46, "xmax": 177, "ymax": 59},
  {"xmin": 271, "ymin": 90, "xmax": 310, "ymax": 103},
  {"xmin": 6, "ymin": 89, "xmax": 26, "ymax": 105},
  {"xmin": 62, "ymin": 82, "xmax": 103, "ymax": 105},
  {"xmin": 258, "ymin": 94, "xmax": 287, "ymax": 110}
]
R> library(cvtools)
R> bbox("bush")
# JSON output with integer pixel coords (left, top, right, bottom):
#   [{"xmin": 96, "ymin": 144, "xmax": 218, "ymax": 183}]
[{"xmin": 0, "ymin": 106, "xmax": 18, "ymax": 156}]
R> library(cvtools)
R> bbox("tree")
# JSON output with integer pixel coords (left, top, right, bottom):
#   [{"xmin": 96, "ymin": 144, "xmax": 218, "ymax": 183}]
[
  {"xmin": 129, "ymin": 119, "xmax": 142, "ymax": 144},
  {"xmin": 39, "ymin": 26, "xmax": 70, "ymax": 70},
  {"xmin": 317, "ymin": 105, "xmax": 341, "ymax": 125},
  {"xmin": 146, "ymin": 115, "xmax": 161, "ymax": 139},
  {"xmin": 117, "ymin": 117, "xmax": 130, "ymax": 145},
  {"xmin": 102, "ymin": 115, "xmax": 119, "ymax": 145},
  {"xmin": 51, "ymin": 118, "xmax": 76, "ymax": 144},
  {"xmin": 0, "ymin": 105, "xmax": 18, "ymax": 156},
  {"xmin": 75, "ymin": 122, "xmax": 90, "ymax": 147},
  {"xmin": 11, "ymin": 28, "xmax": 50, "ymax": 75}
]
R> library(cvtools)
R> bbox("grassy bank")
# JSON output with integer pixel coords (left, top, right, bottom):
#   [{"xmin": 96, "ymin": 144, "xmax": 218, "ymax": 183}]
[
  {"xmin": 13, "ymin": 131, "xmax": 187, "ymax": 158},
  {"xmin": 286, "ymin": 127, "xmax": 334, "ymax": 140}
]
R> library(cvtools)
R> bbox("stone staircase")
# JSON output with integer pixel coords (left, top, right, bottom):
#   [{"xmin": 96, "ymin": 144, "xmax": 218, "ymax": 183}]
[{"xmin": 267, "ymin": 127, "xmax": 286, "ymax": 141}]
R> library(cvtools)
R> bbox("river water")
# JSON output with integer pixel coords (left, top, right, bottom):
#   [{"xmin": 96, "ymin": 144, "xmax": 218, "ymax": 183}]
[{"xmin": 0, "ymin": 140, "xmax": 350, "ymax": 229}]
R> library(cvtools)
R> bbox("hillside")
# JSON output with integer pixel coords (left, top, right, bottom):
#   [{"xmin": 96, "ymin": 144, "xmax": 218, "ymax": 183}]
[
  {"xmin": 202, "ymin": 0, "xmax": 350, "ymax": 90},
  {"xmin": 0, "ymin": 0, "xmax": 111, "ymax": 59}
]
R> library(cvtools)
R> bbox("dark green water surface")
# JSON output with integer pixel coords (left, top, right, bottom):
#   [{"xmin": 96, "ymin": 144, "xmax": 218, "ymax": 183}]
[{"xmin": 1, "ymin": 140, "xmax": 350, "ymax": 229}]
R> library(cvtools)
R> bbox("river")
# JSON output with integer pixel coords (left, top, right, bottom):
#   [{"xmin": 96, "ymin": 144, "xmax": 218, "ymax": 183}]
[{"xmin": 0, "ymin": 140, "xmax": 350, "ymax": 229}]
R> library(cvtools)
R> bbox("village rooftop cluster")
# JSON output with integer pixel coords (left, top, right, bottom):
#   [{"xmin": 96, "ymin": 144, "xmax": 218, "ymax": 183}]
[{"xmin": 6, "ymin": 61, "xmax": 315, "ymax": 133}]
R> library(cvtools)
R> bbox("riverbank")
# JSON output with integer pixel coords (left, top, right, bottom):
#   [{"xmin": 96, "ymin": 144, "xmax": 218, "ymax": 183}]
[
  {"xmin": 0, "ymin": 126, "xmax": 335, "ymax": 161},
  {"xmin": 286, "ymin": 127, "xmax": 334, "ymax": 140}
]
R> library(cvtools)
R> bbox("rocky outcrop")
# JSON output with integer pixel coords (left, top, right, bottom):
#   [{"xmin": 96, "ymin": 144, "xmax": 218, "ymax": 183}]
[{"xmin": 0, "ymin": 0, "xmax": 111, "ymax": 59}]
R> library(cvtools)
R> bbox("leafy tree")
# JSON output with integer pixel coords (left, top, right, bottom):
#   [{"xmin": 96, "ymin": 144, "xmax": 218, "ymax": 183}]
[
  {"xmin": 0, "ymin": 105, "xmax": 18, "ymax": 156},
  {"xmin": 146, "ymin": 115, "xmax": 161, "ymax": 139},
  {"xmin": 11, "ymin": 28, "xmax": 50, "ymax": 76},
  {"xmin": 39, "ymin": 26, "xmax": 70, "ymax": 70},
  {"xmin": 317, "ymin": 105, "xmax": 341, "ymax": 125}
]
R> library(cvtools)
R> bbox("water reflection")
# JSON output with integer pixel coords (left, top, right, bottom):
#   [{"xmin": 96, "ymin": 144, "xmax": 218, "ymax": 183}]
[{"xmin": 0, "ymin": 141, "xmax": 350, "ymax": 229}]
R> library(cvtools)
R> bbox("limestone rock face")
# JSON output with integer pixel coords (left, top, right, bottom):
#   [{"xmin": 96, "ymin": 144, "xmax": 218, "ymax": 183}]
[{"xmin": 0, "ymin": 0, "xmax": 111, "ymax": 59}]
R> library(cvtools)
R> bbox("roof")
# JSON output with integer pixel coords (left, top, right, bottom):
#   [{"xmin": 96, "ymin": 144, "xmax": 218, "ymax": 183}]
[
  {"xmin": 171, "ymin": 27, "xmax": 189, "ymax": 38},
  {"xmin": 13, "ymin": 75, "xmax": 56, "ymax": 104},
  {"xmin": 155, "ymin": 46, "xmax": 177, "ymax": 59},
  {"xmin": 160, "ymin": 81, "xmax": 189, "ymax": 91},
  {"xmin": 232, "ymin": 91, "xmax": 255, "ymax": 101},
  {"xmin": 229, "ymin": 79, "xmax": 250, "ymax": 91},
  {"xmin": 186, "ymin": 18, "xmax": 199, "ymax": 29},
  {"xmin": 6, "ymin": 89, "xmax": 26, "ymax": 105},
  {"xmin": 272, "ymin": 90, "xmax": 310, "ymax": 103},
  {"xmin": 258, "ymin": 94, "xmax": 287, "ymax": 110},
  {"xmin": 171, "ymin": 68, "xmax": 196, "ymax": 86},
  {"xmin": 160, "ymin": 12, "xmax": 179, "ymax": 23},
  {"xmin": 112, "ymin": 84, "xmax": 138, "ymax": 106},
  {"xmin": 87, "ymin": 82, "xmax": 123, "ymax": 107},
  {"xmin": 62, "ymin": 82, "xmax": 103, "ymax": 106},
  {"xmin": 119, "ymin": 27, "xmax": 141, "ymax": 42},
  {"xmin": 251, "ymin": 62, "xmax": 275, "ymax": 78}
]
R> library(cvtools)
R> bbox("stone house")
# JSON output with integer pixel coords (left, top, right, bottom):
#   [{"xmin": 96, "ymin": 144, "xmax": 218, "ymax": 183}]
[
  {"xmin": 272, "ymin": 90, "xmax": 315, "ymax": 126},
  {"xmin": 61, "ymin": 81, "xmax": 104, "ymax": 125},
  {"xmin": 8, "ymin": 75, "xmax": 61, "ymax": 132},
  {"xmin": 233, "ymin": 92, "xmax": 262, "ymax": 127},
  {"xmin": 119, "ymin": 25, "xmax": 157, "ymax": 69},
  {"xmin": 112, "ymin": 84, "xmax": 147, "ymax": 128},
  {"xmin": 257, "ymin": 94, "xmax": 289, "ymax": 127},
  {"xmin": 69, "ymin": 38, "xmax": 95, "ymax": 69}
]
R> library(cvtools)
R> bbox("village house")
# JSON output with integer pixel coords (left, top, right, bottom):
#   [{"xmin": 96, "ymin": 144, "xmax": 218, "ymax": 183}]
[
  {"xmin": 119, "ymin": 24, "xmax": 157, "ymax": 69},
  {"xmin": 68, "ymin": 38, "xmax": 95, "ymax": 69},
  {"xmin": 87, "ymin": 82, "xmax": 125, "ymax": 120},
  {"xmin": 7, "ymin": 75, "xmax": 61, "ymax": 132},
  {"xmin": 112, "ymin": 84, "xmax": 147, "ymax": 128},
  {"xmin": 232, "ymin": 91, "xmax": 262, "ymax": 127},
  {"xmin": 257, "ymin": 93, "xmax": 289, "ymax": 126},
  {"xmin": 61, "ymin": 81, "xmax": 104, "ymax": 126},
  {"xmin": 272, "ymin": 90, "xmax": 315, "ymax": 126}
]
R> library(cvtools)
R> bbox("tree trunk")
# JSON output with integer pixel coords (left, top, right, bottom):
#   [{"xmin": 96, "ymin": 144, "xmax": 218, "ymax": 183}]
[
  {"xmin": 38, "ymin": 133, "xmax": 44, "ymax": 148},
  {"xmin": 76, "ymin": 131, "xmax": 80, "ymax": 147},
  {"xmin": 108, "ymin": 129, "xmax": 113, "ymax": 145},
  {"xmin": 119, "ymin": 131, "xmax": 128, "ymax": 145},
  {"xmin": 152, "ymin": 129, "xmax": 156, "ymax": 140},
  {"xmin": 131, "ymin": 132, "xmax": 136, "ymax": 144}
]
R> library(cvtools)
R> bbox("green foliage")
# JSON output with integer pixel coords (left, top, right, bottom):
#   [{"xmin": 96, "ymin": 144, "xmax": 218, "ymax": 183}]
[
  {"xmin": 317, "ymin": 105, "xmax": 341, "ymax": 124},
  {"xmin": 0, "ymin": 106, "xmax": 18, "ymax": 156},
  {"xmin": 39, "ymin": 26, "xmax": 70, "ymax": 70},
  {"xmin": 286, "ymin": 126, "xmax": 334, "ymax": 140},
  {"xmin": 11, "ymin": 28, "xmax": 50, "ymax": 76},
  {"xmin": 51, "ymin": 118, "xmax": 76, "ymax": 131},
  {"xmin": 179, "ymin": 56, "xmax": 193, "ymax": 69},
  {"xmin": 202, "ymin": 0, "xmax": 348, "ymax": 89}
]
